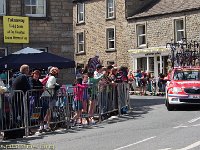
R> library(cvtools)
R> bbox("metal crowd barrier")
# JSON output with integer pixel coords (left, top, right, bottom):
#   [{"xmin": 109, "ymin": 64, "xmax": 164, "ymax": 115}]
[
  {"xmin": 0, "ymin": 90, "xmax": 26, "ymax": 132},
  {"xmin": 0, "ymin": 82, "xmax": 130, "ymax": 139},
  {"xmin": 129, "ymin": 79, "xmax": 166, "ymax": 96}
]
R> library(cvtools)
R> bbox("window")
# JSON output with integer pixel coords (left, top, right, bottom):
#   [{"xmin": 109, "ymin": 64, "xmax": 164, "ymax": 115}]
[
  {"xmin": 0, "ymin": 48, "xmax": 7, "ymax": 58},
  {"xmin": 107, "ymin": 61, "xmax": 114, "ymax": 65},
  {"xmin": 77, "ymin": 32, "xmax": 84, "ymax": 53},
  {"xmin": 136, "ymin": 24, "xmax": 146, "ymax": 47},
  {"xmin": 24, "ymin": 0, "xmax": 46, "ymax": 17},
  {"xmin": 174, "ymin": 70, "xmax": 200, "ymax": 80},
  {"xmin": 174, "ymin": 19, "xmax": 185, "ymax": 43},
  {"xmin": 106, "ymin": 0, "xmax": 115, "ymax": 19},
  {"xmin": 106, "ymin": 28, "xmax": 115, "ymax": 50},
  {"xmin": 77, "ymin": 3, "xmax": 84, "ymax": 23},
  {"xmin": 0, "ymin": 0, "xmax": 6, "ymax": 16}
]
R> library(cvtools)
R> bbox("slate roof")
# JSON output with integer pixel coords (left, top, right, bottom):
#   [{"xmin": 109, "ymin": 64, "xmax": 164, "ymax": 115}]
[{"xmin": 128, "ymin": 0, "xmax": 200, "ymax": 19}]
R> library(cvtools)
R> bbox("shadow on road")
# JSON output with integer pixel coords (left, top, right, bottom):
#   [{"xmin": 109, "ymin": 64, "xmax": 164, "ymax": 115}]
[{"xmin": 173, "ymin": 105, "xmax": 200, "ymax": 111}]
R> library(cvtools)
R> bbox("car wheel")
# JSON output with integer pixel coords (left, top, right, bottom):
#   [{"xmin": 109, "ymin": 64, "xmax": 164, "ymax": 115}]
[{"xmin": 166, "ymin": 96, "xmax": 174, "ymax": 111}]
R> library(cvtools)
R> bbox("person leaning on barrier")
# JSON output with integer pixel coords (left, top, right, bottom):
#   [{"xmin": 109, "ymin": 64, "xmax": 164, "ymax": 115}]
[
  {"xmin": 7, "ymin": 64, "xmax": 31, "ymax": 138},
  {"xmin": 29, "ymin": 70, "xmax": 43, "ymax": 90},
  {"xmin": 12, "ymin": 64, "xmax": 31, "ymax": 93},
  {"xmin": 87, "ymin": 68, "xmax": 105, "ymax": 124},
  {"xmin": 40, "ymin": 67, "xmax": 60, "ymax": 131}
]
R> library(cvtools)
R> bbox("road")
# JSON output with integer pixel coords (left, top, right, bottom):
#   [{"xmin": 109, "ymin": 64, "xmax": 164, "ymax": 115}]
[{"xmin": 1, "ymin": 95, "xmax": 200, "ymax": 150}]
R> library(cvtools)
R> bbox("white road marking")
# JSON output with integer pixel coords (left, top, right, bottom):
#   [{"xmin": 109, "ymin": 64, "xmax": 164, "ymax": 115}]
[
  {"xmin": 188, "ymin": 117, "xmax": 200, "ymax": 123},
  {"xmin": 173, "ymin": 124, "xmax": 188, "ymax": 129},
  {"xmin": 177, "ymin": 140, "xmax": 200, "ymax": 150},
  {"xmin": 192, "ymin": 124, "xmax": 200, "ymax": 127},
  {"xmin": 113, "ymin": 136, "xmax": 156, "ymax": 150},
  {"xmin": 158, "ymin": 148, "xmax": 172, "ymax": 150}
]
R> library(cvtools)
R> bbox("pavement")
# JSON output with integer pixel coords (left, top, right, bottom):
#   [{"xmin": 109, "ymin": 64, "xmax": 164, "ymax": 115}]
[{"xmin": 130, "ymin": 94, "xmax": 165, "ymax": 99}]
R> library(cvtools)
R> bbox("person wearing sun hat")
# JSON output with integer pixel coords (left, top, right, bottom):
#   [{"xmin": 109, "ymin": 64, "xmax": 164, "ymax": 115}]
[{"xmin": 40, "ymin": 66, "xmax": 60, "ymax": 131}]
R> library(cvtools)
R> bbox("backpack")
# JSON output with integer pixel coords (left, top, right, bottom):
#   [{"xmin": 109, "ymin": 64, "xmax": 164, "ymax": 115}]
[{"xmin": 40, "ymin": 75, "xmax": 49, "ymax": 86}]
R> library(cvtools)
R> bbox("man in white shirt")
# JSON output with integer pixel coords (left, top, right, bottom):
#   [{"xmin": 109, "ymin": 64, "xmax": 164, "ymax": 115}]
[{"xmin": 94, "ymin": 64, "xmax": 104, "ymax": 79}]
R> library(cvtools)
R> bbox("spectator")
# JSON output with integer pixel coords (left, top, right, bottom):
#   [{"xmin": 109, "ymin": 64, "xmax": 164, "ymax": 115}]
[
  {"xmin": 76, "ymin": 65, "xmax": 83, "ymax": 79},
  {"xmin": 0, "ymin": 77, "xmax": 7, "ymax": 94},
  {"xmin": 28, "ymin": 70, "xmax": 43, "ymax": 130},
  {"xmin": 140, "ymin": 71, "xmax": 147, "ymax": 95},
  {"xmin": 12, "ymin": 64, "xmax": 31, "ymax": 93},
  {"xmin": 94, "ymin": 64, "xmax": 104, "ymax": 79},
  {"xmin": 82, "ymin": 73, "xmax": 89, "ymax": 125},
  {"xmin": 72, "ymin": 78, "xmax": 87, "ymax": 125},
  {"xmin": 158, "ymin": 73, "xmax": 166, "ymax": 92},
  {"xmin": 40, "ymin": 67, "xmax": 60, "ymax": 131},
  {"xmin": 29, "ymin": 70, "xmax": 43, "ymax": 90},
  {"xmin": 135, "ymin": 69, "xmax": 142, "ymax": 92},
  {"xmin": 10, "ymin": 64, "xmax": 31, "ymax": 135},
  {"xmin": 128, "ymin": 70, "xmax": 135, "ymax": 91},
  {"xmin": 88, "ymin": 69, "xmax": 104, "ymax": 124}
]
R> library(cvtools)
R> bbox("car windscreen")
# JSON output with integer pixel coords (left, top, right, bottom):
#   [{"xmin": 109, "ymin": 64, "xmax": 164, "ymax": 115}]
[{"xmin": 173, "ymin": 70, "xmax": 200, "ymax": 80}]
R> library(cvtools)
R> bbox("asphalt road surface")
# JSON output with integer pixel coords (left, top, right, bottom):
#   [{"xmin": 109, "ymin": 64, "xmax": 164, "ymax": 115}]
[{"xmin": 1, "ymin": 95, "xmax": 200, "ymax": 150}]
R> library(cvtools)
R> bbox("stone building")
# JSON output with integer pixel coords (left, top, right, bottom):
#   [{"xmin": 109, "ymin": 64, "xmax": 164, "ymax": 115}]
[
  {"xmin": 73, "ymin": 0, "xmax": 129, "ymax": 67},
  {"xmin": 73, "ymin": 0, "xmax": 200, "ymax": 78},
  {"xmin": 127, "ymin": 0, "xmax": 200, "ymax": 78},
  {"xmin": 0, "ymin": 0, "xmax": 74, "ymax": 83}
]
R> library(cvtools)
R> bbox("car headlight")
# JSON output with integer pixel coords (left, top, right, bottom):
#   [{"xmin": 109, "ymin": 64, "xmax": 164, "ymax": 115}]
[{"xmin": 172, "ymin": 87, "xmax": 183, "ymax": 94}]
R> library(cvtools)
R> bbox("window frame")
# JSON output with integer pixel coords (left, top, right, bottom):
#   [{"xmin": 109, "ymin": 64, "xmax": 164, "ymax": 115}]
[
  {"xmin": 136, "ymin": 23, "xmax": 146, "ymax": 48},
  {"xmin": 106, "ymin": 27, "xmax": 116, "ymax": 51},
  {"xmin": 36, "ymin": 47, "xmax": 48, "ymax": 52},
  {"xmin": 0, "ymin": 0, "xmax": 6, "ymax": 16},
  {"xmin": 24, "ymin": 0, "xmax": 47, "ymax": 17},
  {"xmin": 77, "ymin": 3, "xmax": 85, "ymax": 24},
  {"xmin": 107, "ymin": 61, "xmax": 115, "ymax": 65},
  {"xmin": 174, "ymin": 18, "xmax": 185, "ymax": 43},
  {"xmin": 76, "ymin": 31, "xmax": 85, "ymax": 54},
  {"xmin": 0, "ymin": 48, "xmax": 8, "ymax": 58},
  {"xmin": 106, "ymin": 0, "xmax": 115, "ymax": 19}
]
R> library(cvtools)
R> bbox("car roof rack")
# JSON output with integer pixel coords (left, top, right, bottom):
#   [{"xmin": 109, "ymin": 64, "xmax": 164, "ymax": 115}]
[{"xmin": 166, "ymin": 38, "xmax": 200, "ymax": 68}]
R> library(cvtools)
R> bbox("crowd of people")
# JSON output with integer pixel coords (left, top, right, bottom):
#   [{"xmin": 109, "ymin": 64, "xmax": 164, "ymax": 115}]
[
  {"xmin": 73, "ymin": 64, "xmax": 129, "ymax": 125},
  {"xmin": 0, "ymin": 62, "xmax": 168, "ymax": 139},
  {"xmin": 0, "ymin": 63, "xmax": 131, "ymax": 137},
  {"xmin": 0, "ymin": 64, "xmax": 60, "ymax": 135},
  {"xmin": 128, "ymin": 69, "xmax": 167, "ymax": 95}
]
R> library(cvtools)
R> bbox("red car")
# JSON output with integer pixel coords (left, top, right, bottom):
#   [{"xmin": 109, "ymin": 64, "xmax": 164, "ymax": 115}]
[{"xmin": 165, "ymin": 66, "xmax": 200, "ymax": 111}]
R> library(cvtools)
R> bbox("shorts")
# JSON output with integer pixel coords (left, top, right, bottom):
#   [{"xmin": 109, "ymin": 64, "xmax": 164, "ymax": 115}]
[{"xmin": 73, "ymin": 100, "xmax": 83, "ymax": 111}]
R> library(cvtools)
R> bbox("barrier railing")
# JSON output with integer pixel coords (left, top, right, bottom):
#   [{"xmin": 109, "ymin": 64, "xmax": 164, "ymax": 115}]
[
  {"xmin": 0, "ymin": 82, "xmax": 130, "ymax": 139},
  {"xmin": 0, "ymin": 90, "xmax": 26, "ymax": 132}
]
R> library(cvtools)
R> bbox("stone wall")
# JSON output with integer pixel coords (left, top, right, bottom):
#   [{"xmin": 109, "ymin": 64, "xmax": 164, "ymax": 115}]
[
  {"xmin": 0, "ymin": 0, "xmax": 74, "ymax": 84},
  {"xmin": 126, "ymin": 10, "xmax": 200, "ymax": 70},
  {"xmin": 127, "ymin": 10, "xmax": 200, "ymax": 49},
  {"xmin": 74, "ymin": 1, "xmax": 200, "ymax": 71},
  {"xmin": 73, "ymin": 0, "xmax": 129, "ymax": 67}
]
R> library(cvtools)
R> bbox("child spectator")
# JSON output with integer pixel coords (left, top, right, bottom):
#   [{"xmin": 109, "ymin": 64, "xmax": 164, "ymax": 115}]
[
  {"xmin": 140, "ymin": 71, "xmax": 147, "ymax": 95},
  {"xmin": 88, "ymin": 69, "xmax": 104, "ymax": 124},
  {"xmin": 72, "ymin": 78, "xmax": 87, "ymax": 125},
  {"xmin": 128, "ymin": 70, "xmax": 135, "ymax": 91},
  {"xmin": 82, "ymin": 74, "xmax": 89, "ymax": 125}
]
